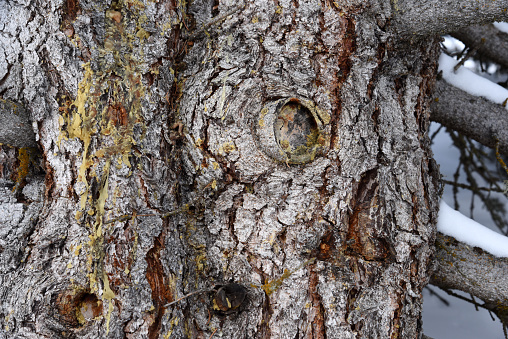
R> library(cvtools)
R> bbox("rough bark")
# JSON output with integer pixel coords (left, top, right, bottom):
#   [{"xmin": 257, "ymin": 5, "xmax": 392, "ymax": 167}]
[
  {"xmin": 0, "ymin": 0, "xmax": 447, "ymax": 338},
  {"xmin": 169, "ymin": 0, "xmax": 443, "ymax": 337},
  {"xmin": 431, "ymin": 79, "xmax": 508, "ymax": 157},
  {"xmin": 1, "ymin": 0, "xmax": 184, "ymax": 337},
  {"xmin": 0, "ymin": 100, "xmax": 37, "ymax": 148},
  {"xmin": 431, "ymin": 233, "xmax": 508, "ymax": 325},
  {"xmin": 451, "ymin": 24, "xmax": 508, "ymax": 69},
  {"xmin": 391, "ymin": 0, "xmax": 508, "ymax": 38}
]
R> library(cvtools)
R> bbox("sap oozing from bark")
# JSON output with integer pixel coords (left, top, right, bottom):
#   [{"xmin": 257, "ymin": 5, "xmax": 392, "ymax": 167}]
[{"xmin": 0, "ymin": 0, "xmax": 441, "ymax": 337}]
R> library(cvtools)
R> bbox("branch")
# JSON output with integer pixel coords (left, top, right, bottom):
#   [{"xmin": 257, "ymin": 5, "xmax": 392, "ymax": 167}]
[
  {"xmin": 0, "ymin": 99, "xmax": 37, "ymax": 148},
  {"xmin": 451, "ymin": 24, "xmax": 508, "ymax": 69},
  {"xmin": 430, "ymin": 232, "xmax": 508, "ymax": 325},
  {"xmin": 392, "ymin": 0, "xmax": 508, "ymax": 38},
  {"xmin": 430, "ymin": 79, "xmax": 508, "ymax": 157}
]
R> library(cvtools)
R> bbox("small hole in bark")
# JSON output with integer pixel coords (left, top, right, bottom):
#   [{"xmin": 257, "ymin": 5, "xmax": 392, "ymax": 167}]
[
  {"xmin": 56, "ymin": 290, "xmax": 103, "ymax": 327},
  {"xmin": 75, "ymin": 293, "xmax": 103, "ymax": 325},
  {"xmin": 212, "ymin": 283, "xmax": 247, "ymax": 316},
  {"xmin": 274, "ymin": 101, "xmax": 319, "ymax": 156},
  {"xmin": 256, "ymin": 97, "xmax": 329, "ymax": 164},
  {"xmin": 274, "ymin": 99, "xmax": 324, "ymax": 163}
]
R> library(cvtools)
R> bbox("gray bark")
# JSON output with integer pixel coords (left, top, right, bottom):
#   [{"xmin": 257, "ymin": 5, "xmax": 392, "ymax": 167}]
[
  {"xmin": 392, "ymin": 0, "xmax": 508, "ymax": 38},
  {"xmin": 431, "ymin": 79, "xmax": 508, "ymax": 156},
  {"xmin": 172, "ymin": 0, "xmax": 441, "ymax": 337},
  {"xmin": 4, "ymin": 0, "xmax": 502, "ymax": 337},
  {"xmin": 431, "ymin": 233, "xmax": 508, "ymax": 325},
  {"xmin": 451, "ymin": 24, "xmax": 508, "ymax": 69},
  {"xmin": 1, "ymin": 0, "xmax": 184, "ymax": 338},
  {"xmin": 0, "ymin": 100, "xmax": 37, "ymax": 148}
]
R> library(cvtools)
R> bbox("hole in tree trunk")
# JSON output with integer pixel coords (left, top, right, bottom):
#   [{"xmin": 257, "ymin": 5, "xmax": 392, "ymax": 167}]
[
  {"xmin": 274, "ymin": 101, "xmax": 319, "ymax": 159},
  {"xmin": 256, "ymin": 97, "xmax": 330, "ymax": 164}
]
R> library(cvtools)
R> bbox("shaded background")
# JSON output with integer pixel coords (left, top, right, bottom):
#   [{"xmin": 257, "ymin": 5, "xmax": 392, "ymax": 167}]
[{"xmin": 423, "ymin": 122, "xmax": 506, "ymax": 338}]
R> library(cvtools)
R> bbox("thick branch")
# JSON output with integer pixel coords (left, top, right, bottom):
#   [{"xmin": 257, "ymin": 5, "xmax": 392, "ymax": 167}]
[
  {"xmin": 392, "ymin": 0, "xmax": 508, "ymax": 38},
  {"xmin": 451, "ymin": 24, "xmax": 508, "ymax": 69},
  {"xmin": 430, "ymin": 79, "xmax": 508, "ymax": 157},
  {"xmin": 0, "ymin": 100, "xmax": 37, "ymax": 148},
  {"xmin": 431, "ymin": 232, "xmax": 508, "ymax": 325}
]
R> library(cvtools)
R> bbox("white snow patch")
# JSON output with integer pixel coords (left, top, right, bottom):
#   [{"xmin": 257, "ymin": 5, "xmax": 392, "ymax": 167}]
[
  {"xmin": 493, "ymin": 22, "xmax": 508, "ymax": 34},
  {"xmin": 441, "ymin": 36, "xmax": 465, "ymax": 54},
  {"xmin": 437, "ymin": 200, "xmax": 508, "ymax": 257},
  {"xmin": 438, "ymin": 53, "xmax": 508, "ymax": 109}
]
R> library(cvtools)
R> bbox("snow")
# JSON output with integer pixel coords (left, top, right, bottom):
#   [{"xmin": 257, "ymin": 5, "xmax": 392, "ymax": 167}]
[
  {"xmin": 493, "ymin": 22, "xmax": 508, "ymax": 34},
  {"xmin": 437, "ymin": 200, "xmax": 508, "ymax": 257},
  {"xmin": 441, "ymin": 36, "xmax": 465, "ymax": 54},
  {"xmin": 438, "ymin": 53, "xmax": 508, "ymax": 109}
]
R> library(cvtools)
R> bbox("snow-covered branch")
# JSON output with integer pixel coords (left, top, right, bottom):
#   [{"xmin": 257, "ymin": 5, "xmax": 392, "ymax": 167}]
[
  {"xmin": 0, "ymin": 100, "xmax": 37, "ymax": 148},
  {"xmin": 430, "ymin": 201, "xmax": 508, "ymax": 324},
  {"xmin": 451, "ymin": 24, "xmax": 508, "ymax": 69},
  {"xmin": 392, "ymin": 0, "xmax": 508, "ymax": 38},
  {"xmin": 436, "ymin": 201, "xmax": 508, "ymax": 257},
  {"xmin": 431, "ymin": 232, "xmax": 508, "ymax": 324},
  {"xmin": 431, "ymin": 79, "xmax": 508, "ymax": 156}
]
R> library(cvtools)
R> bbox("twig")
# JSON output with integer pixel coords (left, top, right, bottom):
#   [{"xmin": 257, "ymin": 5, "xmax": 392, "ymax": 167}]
[
  {"xmin": 164, "ymin": 288, "xmax": 212, "ymax": 308},
  {"xmin": 495, "ymin": 138, "xmax": 508, "ymax": 176},
  {"xmin": 164, "ymin": 258, "xmax": 316, "ymax": 308},
  {"xmin": 439, "ymin": 287, "xmax": 490, "ymax": 312},
  {"xmin": 430, "ymin": 124, "xmax": 443, "ymax": 142},
  {"xmin": 184, "ymin": 3, "xmax": 246, "ymax": 41},
  {"xmin": 206, "ymin": 309, "xmax": 212, "ymax": 325},
  {"xmin": 104, "ymin": 198, "xmax": 199, "ymax": 225},
  {"xmin": 441, "ymin": 179, "xmax": 504, "ymax": 193},
  {"xmin": 453, "ymin": 38, "xmax": 484, "ymax": 72},
  {"xmin": 425, "ymin": 286, "xmax": 450, "ymax": 306},
  {"xmin": 470, "ymin": 293, "xmax": 479, "ymax": 311},
  {"xmin": 488, "ymin": 309, "xmax": 496, "ymax": 321}
]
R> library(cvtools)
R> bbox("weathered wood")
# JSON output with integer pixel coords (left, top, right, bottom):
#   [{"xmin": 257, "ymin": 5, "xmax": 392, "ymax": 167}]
[
  {"xmin": 431, "ymin": 233, "xmax": 508, "ymax": 326},
  {"xmin": 172, "ymin": 0, "xmax": 441, "ymax": 337},
  {"xmin": 431, "ymin": 79, "xmax": 508, "ymax": 157},
  {"xmin": 3, "ymin": 0, "xmax": 504, "ymax": 337},
  {"xmin": 451, "ymin": 24, "xmax": 508, "ymax": 69}
]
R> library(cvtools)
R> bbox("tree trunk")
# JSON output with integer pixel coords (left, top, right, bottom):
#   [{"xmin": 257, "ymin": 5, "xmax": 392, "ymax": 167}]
[{"xmin": 0, "ymin": 0, "xmax": 442, "ymax": 338}]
